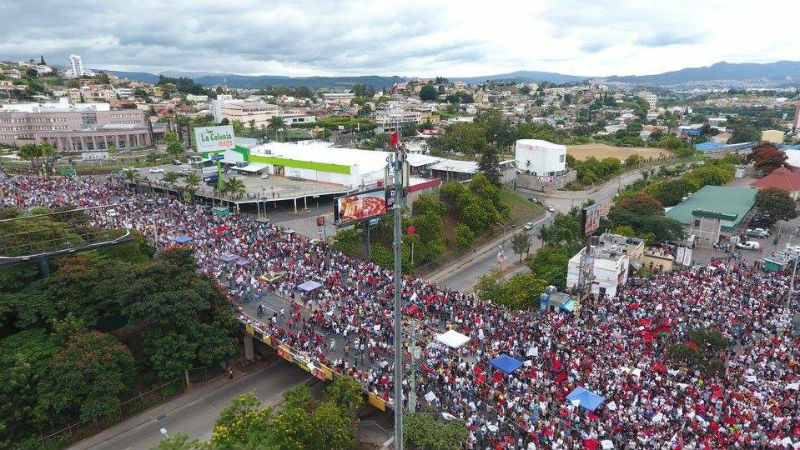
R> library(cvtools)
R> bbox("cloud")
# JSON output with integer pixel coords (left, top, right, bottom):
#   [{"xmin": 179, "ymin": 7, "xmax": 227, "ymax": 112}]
[
  {"xmin": 635, "ymin": 32, "xmax": 708, "ymax": 47},
  {"xmin": 0, "ymin": 0, "xmax": 797, "ymax": 77}
]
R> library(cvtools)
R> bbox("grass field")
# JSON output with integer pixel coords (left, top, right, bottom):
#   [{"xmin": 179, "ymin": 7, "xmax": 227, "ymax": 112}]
[{"xmin": 567, "ymin": 143, "xmax": 670, "ymax": 161}]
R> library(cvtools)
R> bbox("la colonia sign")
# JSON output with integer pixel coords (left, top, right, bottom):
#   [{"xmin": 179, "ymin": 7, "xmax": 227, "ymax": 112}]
[{"xmin": 194, "ymin": 125, "xmax": 235, "ymax": 152}]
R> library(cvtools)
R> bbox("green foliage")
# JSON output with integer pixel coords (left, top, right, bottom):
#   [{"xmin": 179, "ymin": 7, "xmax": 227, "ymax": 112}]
[
  {"xmin": 39, "ymin": 331, "xmax": 135, "ymax": 422},
  {"xmin": 616, "ymin": 192, "xmax": 664, "ymax": 216},
  {"xmin": 754, "ymin": 187, "xmax": 797, "ymax": 221},
  {"xmin": 539, "ymin": 209, "xmax": 584, "ymax": 254},
  {"xmin": 455, "ymin": 223, "xmax": 475, "ymax": 249},
  {"xmin": 478, "ymin": 144, "xmax": 501, "ymax": 185},
  {"xmin": 668, "ymin": 327, "xmax": 729, "ymax": 377},
  {"xmin": 419, "ymin": 83, "xmax": 438, "ymax": 101},
  {"xmin": 332, "ymin": 227, "xmax": 362, "ymax": 257},
  {"xmin": 156, "ymin": 75, "xmax": 208, "ymax": 96},
  {"xmin": 645, "ymin": 178, "xmax": 694, "ymax": 207},
  {"xmin": 475, "ymin": 270, "xmax": 547, "ymax": 309},
  {"xmin": 155, "ymin": 432, "xmax": 205, "ymax": 449},
  {"xmin": 404, "ymin": 412, "xmax": 468, "ymax": 450},
  {"xmin": 572, "ymin": 156, "xmax": 623, "ymax": 185},
  {"xmin": 164, "ymin": 131, "xmax": 184, "ymax": 156},
  {"xmin": 429, "ymin": 122, "xmax": 487, "ymax": 156},
  {"xmin": 208, "ymin": 392, "xmax": 278, "ymax": 450},
  {"xmin": 511, "ymin": 231, "xmax": 531, "ymax": 261},
  {"xmin": 526, "ymin": 246, "xmax": 570, "ymax": 290}
]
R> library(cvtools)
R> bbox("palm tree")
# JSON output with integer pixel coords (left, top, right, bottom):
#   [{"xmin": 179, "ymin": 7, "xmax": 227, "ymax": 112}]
[
  {"xmin": 185, "ymin": 172, "xmax": 201, "ymax": 192},
  {"xmin": 123, "ymin": 168, "xmax": 138, "ymax": 191},
  {"xmin": 225, "ymin": 177, "xmax": 246, "ymax": 200},
  {"xmin": 163, "ymin": 171, "xmax": 179, "ymax": 186}
]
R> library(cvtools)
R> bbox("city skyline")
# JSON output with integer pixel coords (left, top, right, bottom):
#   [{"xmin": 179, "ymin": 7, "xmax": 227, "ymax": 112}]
[{"xmin": 1, "ymin": 0, "xmax": 798, "ymax": 78}]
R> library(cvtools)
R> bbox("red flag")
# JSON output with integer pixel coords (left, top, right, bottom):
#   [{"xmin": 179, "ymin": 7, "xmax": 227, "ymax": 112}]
[
  {"xmin": 390, "ymin": 131, "xmax": 399, "ymax": 147},
  {"xmin": 406, "ymin": 225, "xmax": 416, "ymax": 235},
  {"xmin": 584, "ymin": 439, "xmax": 600, "ymax": 450}
]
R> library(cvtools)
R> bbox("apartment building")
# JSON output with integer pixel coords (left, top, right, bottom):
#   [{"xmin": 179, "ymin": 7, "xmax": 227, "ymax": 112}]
[
  {"xmin": 374, "ymin": 109, "xmax": 421, "ymax": 132},
  {"xmin": 0, "ymin": 98, "xmax": 147, "ymax": 150},
  {"xmin": 220, "ymin": 101, "xmax": 280, "ymax": 127}
]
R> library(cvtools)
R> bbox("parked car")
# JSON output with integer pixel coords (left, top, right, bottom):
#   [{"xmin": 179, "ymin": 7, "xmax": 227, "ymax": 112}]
[
  {"xmin": 149, "ymin": 168, "xmax": 164, "ymax": 173},
  {"xmin": 736, "ymin": 241, "xmax": 761, "ymax": 250},
  {"xmin": 745, "ymin": 228, "xmax": 770, "ymax": 238},
  {"xmin": 546, "ymin": 206, "xmax": 555, "ymax": 212},
  {"xmin": 524, "ymin": 222, "xmax": 534, "ymax": 231}
]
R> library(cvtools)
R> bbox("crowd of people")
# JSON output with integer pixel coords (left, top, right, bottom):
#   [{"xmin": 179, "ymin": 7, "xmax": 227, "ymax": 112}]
[{"xmin": 2, "ymin": 170, "xmax": 800, "ymax": 449}]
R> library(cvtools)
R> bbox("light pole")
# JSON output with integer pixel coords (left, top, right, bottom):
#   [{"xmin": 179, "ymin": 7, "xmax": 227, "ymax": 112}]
[{"xmin": 391, "ymin": 150, "xmax": 405, "ymax": 450}]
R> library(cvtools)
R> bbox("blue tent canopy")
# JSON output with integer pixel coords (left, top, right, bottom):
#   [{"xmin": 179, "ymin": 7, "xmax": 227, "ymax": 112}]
[
  {"xmin": 297, "ymin": 280, "xmax": 322, "ymax": 292},
  {"xmin": 566, "ymin": 387, "xmax": 605, "ymax": 412},
  {"xmin": 489, "ymin": 354, "xmax": 523, "ymax": 375},
  {"xmin": 560, "ymin": 299, "xmax": 575, "ymax": 312},
  {"xmin": 173, "ymin": 235, "xmax": 192, "ymax": 244},
  {"xmin": 219, "ymin": 253, "xmax": 239, "ymax": 263}
]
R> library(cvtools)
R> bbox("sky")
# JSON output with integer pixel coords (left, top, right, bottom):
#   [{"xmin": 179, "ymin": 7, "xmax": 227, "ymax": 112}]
[{"xmin": 1, "ymin": 0, "xmax": 798, "ymax": 78}]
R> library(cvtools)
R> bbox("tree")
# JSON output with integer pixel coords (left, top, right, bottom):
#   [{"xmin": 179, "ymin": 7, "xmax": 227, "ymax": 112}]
[
  {"xmin": 645, "ymin": 178, "xmax": 693, "ymax": 207},
  {"xmin": 454, "ymin": 223, "xmax": 473, "ymax": 249},
  {"xmin": 163, "ymin": 171, "xmax": 179, "ymax": 185},
  {"xmin": 185, "ymin": 172, "xmax": 201, "ymax": 191},
  {"xmin": 17, "ymin": 143, "xmax": 40, "ymax": 166},
  {"xmin": 752, "ymin": 143, "xmax": 788, "ymax": 174},
  {"xmin": 224, "ymin": 177, "xmax": 246, "ymax": 199},
  {"xmin": 405, "ymin": 412, "xmax": 468, "ymax": 450},
  {"xmin": 478, "ymin": 144, "xmax": 501, "ymax": 185},
  {"xmin": 155, "ymin": 433, "xmax": 205, "ymax": 450},
  {"xmin": 39, "ymin": 331, "xmax": 134, "ymax": 422},
  {"xmin": 668, "ymin": 327, "xmax": 728, "ymax": 377},
  {"xmin": 231, "ymin": 120, "xmax": 245, "ymax": 136},
  {"xmin": 163, "ymin": 131, "xmax": 184, "ymax": 157},
  {"xmin": 123, "ymin": 168, "xmax": 139, "ymax": 186},
  {"xmin": 207, "ymin": 392, "xmax": 278, "ymax": 450},
  {"xmin": 616, "ymin": 192, "xmax": 664, "ymax": 216},
  {"xmin": 625, "ymin": 154, "xmax": 642, "ymax": 167},
  {"xmin": 527, "ymin": 246, "xmax": 569, "ymax": 290},
  {"xmin": 419, "ymin": 83, "xmax": 437, "ymax": 101},
  {"xmin": 511, "ymin": 231, "xmax": 531, "ymax": 262},
  {"xmin": 754, "ymin": 188, "xmax": 797, "ymax": 222}
]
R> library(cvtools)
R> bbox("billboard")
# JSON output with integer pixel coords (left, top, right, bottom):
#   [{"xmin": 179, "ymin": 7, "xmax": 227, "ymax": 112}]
[
  {"xmin": 194, "ymin": 125, "xmax": 235, "ymax": 152},
  {"xmin": 82, "ymin": 151, "xmax": 109, "ymax": 161},
  {"xmin": 581, "ymin": 203, "xmax": 600, "ymax": 236},
  {"xmin": 334, "ymin": 188, "xmax": 389, "ymax": 226}
]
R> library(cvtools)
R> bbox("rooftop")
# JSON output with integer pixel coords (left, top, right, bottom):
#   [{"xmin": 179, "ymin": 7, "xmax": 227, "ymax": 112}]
[
  {"xmin": 665, "ymin": 185, "xmax": 757, "ymax": 230},
  {"xmin": 750, "ymin": 166, "xmax": 800, "ymax": 192}
]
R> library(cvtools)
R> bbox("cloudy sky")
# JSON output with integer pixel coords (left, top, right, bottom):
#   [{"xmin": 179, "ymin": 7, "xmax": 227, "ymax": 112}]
[{"xmin": 1, "ymin": 0, "xmax": 798, "ymax": 77}]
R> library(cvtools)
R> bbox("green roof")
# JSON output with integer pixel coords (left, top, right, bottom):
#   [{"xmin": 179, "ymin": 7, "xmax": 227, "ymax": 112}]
[{"xmin": 665, "ymin": 185, "xmax": 756, "ymax": 231}]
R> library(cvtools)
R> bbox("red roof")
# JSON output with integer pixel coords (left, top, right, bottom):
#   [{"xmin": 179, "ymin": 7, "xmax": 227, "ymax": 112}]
[{"xmin": 750, "ymin": 167, "xmax": 800, "ymax": 192}]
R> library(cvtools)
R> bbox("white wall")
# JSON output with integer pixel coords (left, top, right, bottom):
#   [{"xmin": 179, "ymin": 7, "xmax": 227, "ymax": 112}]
[{"xmin": 515, "ymin": 139, "xmax": 566, "ymax": 176}]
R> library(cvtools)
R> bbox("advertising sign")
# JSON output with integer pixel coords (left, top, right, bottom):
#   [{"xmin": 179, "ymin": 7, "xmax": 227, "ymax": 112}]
[
  {"xmin": 682, "ymin": 248, "xmax": 692, "ymax": 266},
  {"xmin": 334, "ymin": 188, "xmax": 389, "ymax": 226},
  {"xmin": 82, "ymin": 151, "xmax": 109, "ymax": 161},
  {"xmin": 581, "ymin": 203, "xmax": 601, "ymax": 236},
  {"xmin": 194, "ymin": 125, "xmax": 235, "ymax": 152},
  {"xmin": 316, "ymin": 216, "xmax": 325, "ymax": 227},
  {"xmin": 201, "ymin": 166, "xmax": 217, "ymax": 176}
]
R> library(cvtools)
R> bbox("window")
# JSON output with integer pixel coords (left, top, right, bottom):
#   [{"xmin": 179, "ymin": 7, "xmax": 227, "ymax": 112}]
[{"xmin": 559, "ymin": 154, "xmax": 565, "ymax": 163}]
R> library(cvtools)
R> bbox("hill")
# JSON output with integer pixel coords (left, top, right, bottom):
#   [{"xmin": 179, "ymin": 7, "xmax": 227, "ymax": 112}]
[{"xmin": 603, "ymin": 61, "xmax": 800, "ymax": 86}]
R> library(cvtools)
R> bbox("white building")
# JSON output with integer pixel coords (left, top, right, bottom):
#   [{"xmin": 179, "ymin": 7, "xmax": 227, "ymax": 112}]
[
  {"xmin": 221, "ymin": 101, "xmax": 279, "ymax": 127},
  {"xmin": 374, "ymin": 109, "xmax": 421, "ymax": 132},
  {"xmin": 186, "ymin": 94, "xmax": 209, "ymax": 102},
  {"xmin": 637, "ymin": 91, "xmax": 657, "ymax": 110},
  {"xmin": 63, "ymin": 54, "xmax": 94, "ymax": 79},
  {"xmin": 211, "ymin": 94, "xmax": 234, "ymax": 123},
  {"xmin": 514, "ymin": 139, "xmax": 566, "ymax": 177},
  {"xmin": 322, "ymin": 92, "xmax": 355, "ymax": 105},
  {"xmin": 566, "ymin": 234, "xmax": 644, "ymax": 298}
]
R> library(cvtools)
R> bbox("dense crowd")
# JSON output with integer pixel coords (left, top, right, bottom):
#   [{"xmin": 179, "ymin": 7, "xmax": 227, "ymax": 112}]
[{"xmin": 2, "ymin": 171, "xmax": 800, "ymax": 449}]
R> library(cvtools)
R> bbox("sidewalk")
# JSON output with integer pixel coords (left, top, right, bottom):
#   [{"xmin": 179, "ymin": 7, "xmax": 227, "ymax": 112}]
[
  {"xmin": 66, "ymin": 361, "xmax": 306, "ymax": 450},
  {"xmin": 426, "ymin": 212, "xmax": 551, "ymax": 284}
]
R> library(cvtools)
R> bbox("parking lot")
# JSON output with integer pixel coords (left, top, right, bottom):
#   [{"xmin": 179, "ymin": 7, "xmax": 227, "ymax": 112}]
[{"xmin": 133, "ymin": 164, "xmax": 348, "ymax": 203}]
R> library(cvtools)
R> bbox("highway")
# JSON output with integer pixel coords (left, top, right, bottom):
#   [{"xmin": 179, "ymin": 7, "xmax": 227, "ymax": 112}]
[{"xmin": 67, "ymin": 362, "xmax": 312, "ymax": 450}]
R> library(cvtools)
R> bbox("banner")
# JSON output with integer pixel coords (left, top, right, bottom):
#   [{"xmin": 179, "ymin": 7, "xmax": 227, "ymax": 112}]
[
  {"xmin": 334, "ymin": 188, "xmax": 389, "ymax": 226},
  {"xmin": 244, "ymin": 324, "xmax": 254, "ymax": 336},
  {"xmin": 682, "ymin": 248, "xmax": 692, "ymax": 266},
  {"xmin": 582, "ymin": 203, "xmax": 600, "ymax": 236},
  {"xmin": 368, "ymin": 393, "xmax": 386, "ymax": 411},
  {"xmin": 194, "ymin": 125, "xmax": 235, "ymax": 152},
  {"xmin": 277, "ymin": 345, "xmax": 293, "ymax": 362}
]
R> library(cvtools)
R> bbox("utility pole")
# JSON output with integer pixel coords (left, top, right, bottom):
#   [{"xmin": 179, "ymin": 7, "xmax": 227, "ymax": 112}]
[{"xmin": 391, "ymin": 149, "xmax": 405, "ymax": 450}]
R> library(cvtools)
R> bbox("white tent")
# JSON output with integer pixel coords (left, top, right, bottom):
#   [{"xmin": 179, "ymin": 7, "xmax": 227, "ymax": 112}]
[{"xmin": 435, "ymin": 329, "xmax": 470, "ymax": 349}]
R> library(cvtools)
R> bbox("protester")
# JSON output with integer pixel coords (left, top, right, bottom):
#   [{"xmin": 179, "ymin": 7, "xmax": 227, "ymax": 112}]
[{"xmin": 3, "ymin": 170, "xmax": 799, "ymax": 449}]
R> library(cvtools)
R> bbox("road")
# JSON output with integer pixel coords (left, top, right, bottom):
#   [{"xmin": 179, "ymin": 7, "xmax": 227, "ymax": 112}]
[
  {"xmin": 529, "ymin": 169, "xmax": 649, "ymax": 214},
  {"xmin": 428, "ymin": 213, "xmax": 553, "ymax": 292},
  {"xmin": 428, "ymin": 169, "xmax": 650, "ymax": 292},
  {"xmin": 67, "ymin": 361, "xmax": 312, "ymax": 450}
]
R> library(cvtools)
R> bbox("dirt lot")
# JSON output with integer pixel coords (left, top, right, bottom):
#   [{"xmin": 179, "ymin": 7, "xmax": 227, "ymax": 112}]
[{"xmin": 567, "ymin": 143, "xmax": 670, "ymax": 161}]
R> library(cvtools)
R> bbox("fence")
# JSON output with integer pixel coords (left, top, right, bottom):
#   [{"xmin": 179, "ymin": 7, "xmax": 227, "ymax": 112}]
[{"xmin": 37, "ymin": 365, "xmax": 225, "ymax": 449}]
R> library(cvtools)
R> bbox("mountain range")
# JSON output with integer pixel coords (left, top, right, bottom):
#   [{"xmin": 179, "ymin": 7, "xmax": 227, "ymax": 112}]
[{"xmin": 101, "ymin": 60, "xmax": 800, "ymax": 89}]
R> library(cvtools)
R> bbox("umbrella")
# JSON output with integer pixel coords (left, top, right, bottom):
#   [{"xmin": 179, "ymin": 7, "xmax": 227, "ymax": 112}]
[{"xmin": 566, "ymin": 387, "xmax": 605, "ymax": 412}]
